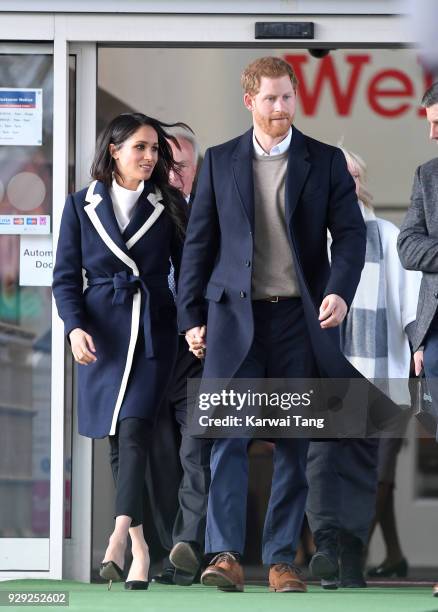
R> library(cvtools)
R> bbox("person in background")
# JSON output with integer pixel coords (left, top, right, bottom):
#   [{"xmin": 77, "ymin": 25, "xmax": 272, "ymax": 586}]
[
  {"xmin": 150, "ymin": 130, "xmax": 213, "ymax": 586},
  {"xmin": 53, "ymin": 113, "xmax": 187, "ymax": 591},
  {"xmin": 168, "ymin": 129, "xmax": 199, "ymax": 203},
  {"xmin": 397, "ymin": 81, "xmax": 438, "ymax": 597},
  {"xmin": 307, "ymin": 148, "xmax": 420, "ymax": 589}
]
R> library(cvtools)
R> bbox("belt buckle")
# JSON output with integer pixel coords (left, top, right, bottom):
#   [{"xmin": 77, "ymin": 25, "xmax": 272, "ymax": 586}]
[{"xmin": 268, "ymin": 296, "xmax": 279, "ymax": 303}]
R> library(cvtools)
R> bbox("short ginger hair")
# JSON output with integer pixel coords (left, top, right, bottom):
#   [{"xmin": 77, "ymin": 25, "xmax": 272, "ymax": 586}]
[{"xmin": 241, "ymin": 56, "xmax": 298, "ymax": 96}]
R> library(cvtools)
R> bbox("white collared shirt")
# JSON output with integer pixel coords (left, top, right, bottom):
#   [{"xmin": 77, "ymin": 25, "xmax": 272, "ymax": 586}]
[
  {"xmin": 252, "ymin": 127, "xmax": 292, "ymax": 156},
  {"xmin": 110, "ymin": 177, "xmax": 144, "ymax": 231}
]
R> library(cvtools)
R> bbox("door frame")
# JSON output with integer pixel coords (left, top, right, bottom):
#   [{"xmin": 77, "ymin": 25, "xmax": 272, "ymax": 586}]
[{"xmin": 0, "ymin": 7, "xmax": 419, "ymax": 580}]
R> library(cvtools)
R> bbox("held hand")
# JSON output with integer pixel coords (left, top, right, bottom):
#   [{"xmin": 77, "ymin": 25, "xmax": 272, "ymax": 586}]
[
  {"xmin": 69, "ymin": 328, "xmax": 97, "ymax": 365},
  {"xmin": 185, "ymin": 325, "xmax": 207, "ymax": 359},
  {"xmin": 319, "ymin": 294, "xmax": 348, "ymax": 329},
  {"xmin": 414, "ymin": 350, "xmax": 424, "ymax": 376}
]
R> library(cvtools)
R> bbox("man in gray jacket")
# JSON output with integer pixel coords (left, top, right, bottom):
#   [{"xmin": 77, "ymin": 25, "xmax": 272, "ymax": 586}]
[
  {"xmin": 398, "ymin": 82, "xmax": 438, "ymax": 373},
  {"xmin": 397, "ymin": 81, "xmax": 438, "ymax": 597}
]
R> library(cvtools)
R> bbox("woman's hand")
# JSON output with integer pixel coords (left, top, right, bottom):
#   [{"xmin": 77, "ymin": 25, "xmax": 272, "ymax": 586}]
[
  {"xmin": 69, "ymin": 328, "xmax": 97, "ymax": 365},
  {"xmin": 185, "ymin": 325, "xmax": 207, "ymax": 359},
  {"xmin": 414, "ymin": 350, "xmax": 424, "ymax": 376}
]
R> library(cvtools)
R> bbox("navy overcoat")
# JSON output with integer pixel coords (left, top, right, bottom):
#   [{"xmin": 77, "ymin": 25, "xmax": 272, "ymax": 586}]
[
  {"xmin": 177, "ymin": 126, "xmax": 367, "ymax": 380},
  {"xmin": 53, "ymin": 180, "xmax": 183, "ymax": 438}
]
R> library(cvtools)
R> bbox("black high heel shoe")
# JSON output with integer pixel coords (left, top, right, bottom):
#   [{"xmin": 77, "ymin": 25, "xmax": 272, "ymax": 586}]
[
  {"xmin": 367, "ymin": 558, "xmax": 408, "ymax": 578},
  {"xmin": 124, "ymin": 580, "xmax": 149, "ymax": 590},
  {"xmin": 100, "ymin": 561, "xmax": 124, "ymax": 590},
  {"xmin": 125, "ymin": 551, "xmax": 150, "ymax": 591}
]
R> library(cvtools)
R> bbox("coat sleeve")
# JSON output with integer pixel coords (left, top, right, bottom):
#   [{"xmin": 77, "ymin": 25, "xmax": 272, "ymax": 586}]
[
  {"xmin": 323, "ymin": 148, "xmax": 367, "ymax": 308},
  {"xmin": 52, "ymin": 194, "xmax": 87, "ymax": 337},
  {"xmin": 397, "ymin": 165, "xmax": 438, "ymax": 272},
  {"xmin": 177, "ymin": 148, "xmax": 220, "ymax": 332}
]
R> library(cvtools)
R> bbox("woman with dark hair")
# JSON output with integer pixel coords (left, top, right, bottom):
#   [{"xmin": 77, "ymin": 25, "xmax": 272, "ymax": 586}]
[{"xmin": 53, "ymin": 113, "xmax": 188, "ymax": 590}]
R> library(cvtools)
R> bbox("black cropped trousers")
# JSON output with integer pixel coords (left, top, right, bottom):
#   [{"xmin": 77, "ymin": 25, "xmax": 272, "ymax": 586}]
[{"xmin": 109, "ymin": 417, "xmax": 152, "ymax": 527}]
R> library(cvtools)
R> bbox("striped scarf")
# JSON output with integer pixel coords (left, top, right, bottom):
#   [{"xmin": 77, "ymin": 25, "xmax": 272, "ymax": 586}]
[{"xmin": 340, "ymin": 203, "xmax": 388, "ymax": 381}]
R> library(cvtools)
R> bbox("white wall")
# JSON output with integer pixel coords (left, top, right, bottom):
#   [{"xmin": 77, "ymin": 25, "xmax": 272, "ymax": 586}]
[{"xmin": 99, "ymin": 47, "xmax": 437, "ymax": 219}]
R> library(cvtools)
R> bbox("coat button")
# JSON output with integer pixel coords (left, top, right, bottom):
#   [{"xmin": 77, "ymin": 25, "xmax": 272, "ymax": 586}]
[
  {"xmin": 240, "ymin": 291, "xmax": 246, "ymax": 298},
  {"xmin": 435, "ymin": 292, "xmax": 438, "ymax": 299},
  {"xmin": 245, "ymin": 260, "xmax": 251, "ymax": 267}
]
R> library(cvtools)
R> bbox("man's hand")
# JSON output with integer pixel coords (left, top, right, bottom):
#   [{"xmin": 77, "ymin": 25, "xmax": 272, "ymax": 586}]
[
  {"xmin": 185, "ymin": 325, "xmax": 207, "ymax": 359},
  {"xmin": 414, "ymin": 350, "xmax": 424, "ymax": 376},
  {"xmin": 319, "ymin": 294, "xmax": 348, "ymax": 329},
  {"xmin": 69, "ymin": 328, "xmax": 97, "ymax": 365}
]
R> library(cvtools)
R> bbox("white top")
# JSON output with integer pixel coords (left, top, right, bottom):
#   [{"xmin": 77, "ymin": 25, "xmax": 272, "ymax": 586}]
[
  {"xmin": 252, "ymin": 127, "xmax": 292, "ymax": 156},
  {"xmin": 109, "ymin": 177, "xmax": 144, "ymax": 231}
]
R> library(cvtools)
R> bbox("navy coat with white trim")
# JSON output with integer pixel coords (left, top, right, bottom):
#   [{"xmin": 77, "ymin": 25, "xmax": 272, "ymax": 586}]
[
  {"xmin": 53, "ymin": 180, "xmax": 183, "ymax": 438},
  {"xmin": 177, "ymin": 126, "xmax": 367, "ymax": 380}
]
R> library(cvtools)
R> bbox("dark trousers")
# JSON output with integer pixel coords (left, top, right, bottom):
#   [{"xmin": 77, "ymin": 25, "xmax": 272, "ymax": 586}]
[
  {"xmin": 109, "ymin": 417, "xmax": 152, "ymax": 527},
  {"xmin": 424, "ymin": 326, "xmax": 438, "ymax": 379},
  {"xmin": 205, "ymin": 298, "xmax": 317, "ymax": 564},
  {"xmin": 144, "ymin": 402, "xmax": 182, "ymax": 552},
  {"xmin": 306, "ymin": 439, "xmax": 379, "ymax": 545},
  {"xmin": 172, "ymin": 348, "xmax": 213, "ymax": 545},
  {"xmin": 147, "ymin": 337, "xmax": 212, "ymax": 550}
]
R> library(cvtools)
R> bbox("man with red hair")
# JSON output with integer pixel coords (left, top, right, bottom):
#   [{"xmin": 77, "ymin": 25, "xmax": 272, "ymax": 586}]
[{"xmin": 177, "ymin": 56, "xmax": 366, "ymax": 593}]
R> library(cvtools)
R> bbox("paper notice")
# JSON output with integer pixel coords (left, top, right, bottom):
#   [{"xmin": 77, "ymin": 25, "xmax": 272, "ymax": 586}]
[
  {"xmin": 0, "ymin": 88, "xmax": 43, "ymax": 146},
  {"xmin": 19, "ymin": 234, "xmax": 53, "ymax": 287}
]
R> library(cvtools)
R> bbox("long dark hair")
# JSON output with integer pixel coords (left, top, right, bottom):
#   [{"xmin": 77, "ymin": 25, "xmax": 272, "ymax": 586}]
[{"xmin": 91, "ymin": 112, "xmax": 191, "ymax": 237}]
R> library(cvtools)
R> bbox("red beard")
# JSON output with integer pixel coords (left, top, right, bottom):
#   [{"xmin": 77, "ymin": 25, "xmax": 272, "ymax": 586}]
[{"xmin": 254, "ymin": 110, "xmax": 293, "ymax": 138}]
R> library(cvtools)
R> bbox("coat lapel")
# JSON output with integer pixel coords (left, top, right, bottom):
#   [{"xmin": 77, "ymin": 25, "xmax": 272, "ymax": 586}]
[
  {"xmin": 285, "ymin": 126, "xmax": 311, "ymax": 223},
  {"xmin": 122, "ymin": 181, "xmax": 154, "ymax": 243},
  {"xmin": 84, "ymin": 180, "xmax": 165, "ymax": 268},
  {"xmin": 84, "ymin": 180, "xmax": 139, "ymax": 273},
  {"xmin": 232, "ymin": 128, "xmax": 255, "ymax": 232},
  {"xmin": 87, "ymin": 181, "xmax": 131, "ymax": 256},
  {"xmin": 125, "ymin": 188, "xmax": 165, "ymax": 250}
]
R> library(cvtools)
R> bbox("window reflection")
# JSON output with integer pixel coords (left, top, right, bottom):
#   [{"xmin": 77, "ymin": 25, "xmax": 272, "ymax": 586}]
[{"xmin": 0, "ymin": 54, "xmax": 53, "ymax": 537}]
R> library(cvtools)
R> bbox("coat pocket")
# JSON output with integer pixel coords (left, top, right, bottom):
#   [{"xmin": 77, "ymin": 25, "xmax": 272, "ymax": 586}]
[{"xmin": 205, "ymin": 282, "xmax": 225, "ymax": 302}]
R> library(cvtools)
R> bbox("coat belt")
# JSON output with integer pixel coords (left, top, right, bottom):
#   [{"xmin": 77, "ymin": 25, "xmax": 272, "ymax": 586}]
[{"xmin": 87, "ymin": 271, "xmax": 170, "ymax": 359}]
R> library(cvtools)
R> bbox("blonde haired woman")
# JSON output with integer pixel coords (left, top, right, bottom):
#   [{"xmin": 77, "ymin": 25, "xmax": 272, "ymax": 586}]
[{"xmin": 307, "ymin": 148, "xmax": 421, "ymax": 589}]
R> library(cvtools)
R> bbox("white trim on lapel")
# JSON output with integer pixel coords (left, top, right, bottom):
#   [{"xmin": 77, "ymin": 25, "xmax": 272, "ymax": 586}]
[
  {"xmin": 84, "ymin": 179, "xmax": 141, "ymax": 436},
  {"xmin": 126, "ymin": 188, "xmax": 165, "ymax": 250},
  {"xmin": 84, "ymin": 180, "xmax": 139, "ymax": 274}
]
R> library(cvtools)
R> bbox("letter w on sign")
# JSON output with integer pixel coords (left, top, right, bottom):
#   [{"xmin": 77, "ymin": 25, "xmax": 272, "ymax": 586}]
[{"xmin": 284, "ymin": 54, "xmax": 370, "ymax": 116}]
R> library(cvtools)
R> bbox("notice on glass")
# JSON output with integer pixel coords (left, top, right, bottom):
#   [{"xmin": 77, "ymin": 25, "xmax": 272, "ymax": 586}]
[
  {"xmin": 0, "ymin": 88, "xmax": 43, "ymax": 146},
  {"xmin": 19, "ymin": 235, "xmax": 53, "ymax": 287}
]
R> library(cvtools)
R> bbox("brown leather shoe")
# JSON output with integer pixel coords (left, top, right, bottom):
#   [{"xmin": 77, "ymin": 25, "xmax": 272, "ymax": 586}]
[
  {"xmin": 269, "ymin": 563, "xmax": 307, "ymax": 593},
  {"xmin": 200, "ymin": 552, "xmax": 244, "ymax": 592},
  {"xmin": 433, "ymin": 583, "xmax": 438, "ymax": 597}
]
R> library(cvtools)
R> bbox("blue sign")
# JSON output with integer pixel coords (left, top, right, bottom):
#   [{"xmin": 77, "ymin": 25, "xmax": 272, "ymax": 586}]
[{"xmin": 0, "ymin": 90, "xmax": 36, "ymax": 108}]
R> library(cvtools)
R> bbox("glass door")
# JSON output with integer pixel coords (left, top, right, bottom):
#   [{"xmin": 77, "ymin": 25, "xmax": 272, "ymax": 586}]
[{"xmin": 0, "ymin": 45, "xmax": 54, "ymax": 574}]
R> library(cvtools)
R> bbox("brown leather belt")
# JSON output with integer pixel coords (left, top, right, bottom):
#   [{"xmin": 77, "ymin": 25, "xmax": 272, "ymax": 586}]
[{"xmin": 255, "ymin": 296, "xmax": 294, "ymax": 303}]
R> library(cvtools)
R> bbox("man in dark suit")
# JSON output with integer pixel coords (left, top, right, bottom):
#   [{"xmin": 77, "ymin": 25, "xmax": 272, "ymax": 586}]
[
  {"xmin": 150, "ymin": 130, "xmax": 212, "ymax": 586},
  {"xmin": 177, "ymin": 56, "xmax": 366, "ymax": 593}
]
